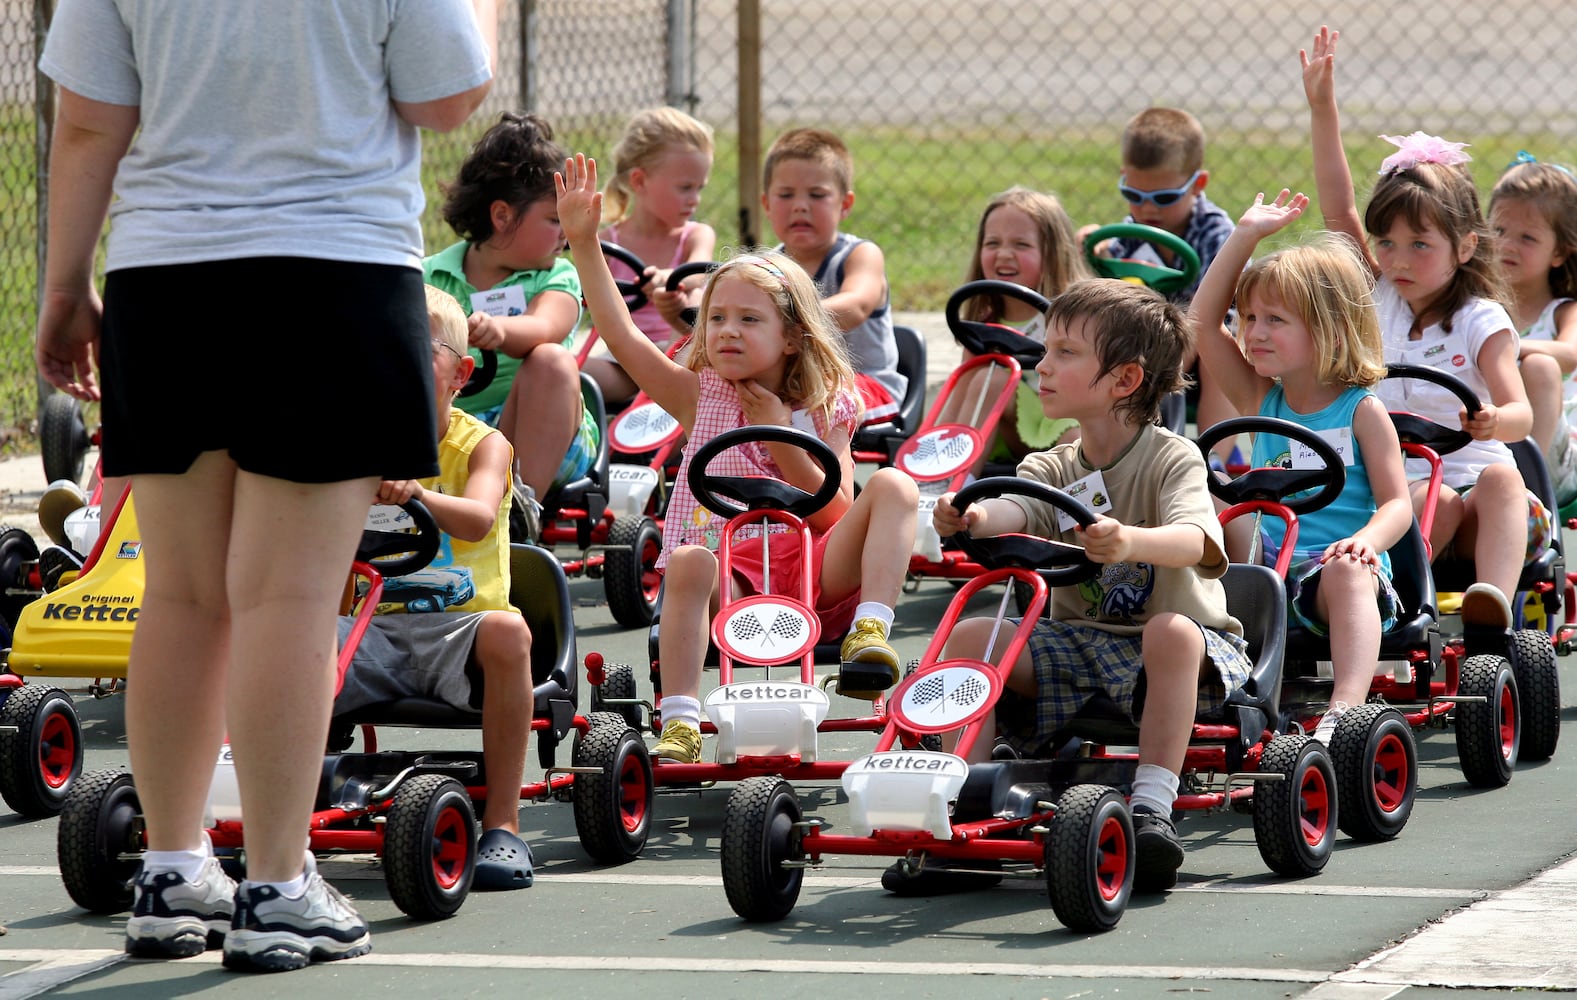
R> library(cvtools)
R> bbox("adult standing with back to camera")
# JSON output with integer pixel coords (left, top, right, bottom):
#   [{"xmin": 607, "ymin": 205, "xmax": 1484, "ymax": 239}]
[{"xmin": 36, "ymin": 0, "xmax": 496, "ymax": 973}]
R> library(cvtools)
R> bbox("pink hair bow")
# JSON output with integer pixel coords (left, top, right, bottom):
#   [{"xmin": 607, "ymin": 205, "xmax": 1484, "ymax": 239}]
[{"xmin": 1378, "ymin": 132, "xmax": 1471, "ymax": 175}]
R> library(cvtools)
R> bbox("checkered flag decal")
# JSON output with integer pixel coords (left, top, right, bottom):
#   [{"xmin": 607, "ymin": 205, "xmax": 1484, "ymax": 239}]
[
  {"xmin": 729, "ymin": 616, "xmax": 763, "ymax": 643},
  {"xmin": 909, "ymin": 673, "xmax": 946, "ymax": 707},
  {"xmin": 624, "ymin": 408, "xmax": 652, "ymax": 435},
  {"xmin": 768, "ymin": 611, "xmax": 804, "ymax": 642},
  {"xmin": 949, "ymin": 675, "xmax": 987, "ymax": 709}
]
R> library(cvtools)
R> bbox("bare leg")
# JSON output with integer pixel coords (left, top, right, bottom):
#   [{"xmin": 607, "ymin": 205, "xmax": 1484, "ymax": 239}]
[
  {"xmin": 1454, "ymin": 463, "xmax": 1529, "ymax": 598},
  {"xmin": 818, "ymin": 467, "xmax": 918, "ymax": 607},
  {"xmin": 582, "ymin": 356, "xmax": 640, "ymax": 410},
  {"xmin": 472, "ymin": 611, "xmax": 534, "ymax": 833},
  {"xmin": 124, "ymin": 454, "xmax": 237, "ymax": 853},
  {"xmin": 1413, "ymin": 480, "xmax": 1464, "ymax": 562},
  {"xmin": 501, "ymin": 343, "xmax": 581, "ymax": 498},
  {"xmin": 1135, "ymin": 614, "xmax": 1205, "ymax": 774},
  {"xmin": 1312, "ymin": 556, "xmax": 1383, "ymax": 709},
  {"xmin": 656, "ymin": 545, "xmax": 721, "ymax": 701}
]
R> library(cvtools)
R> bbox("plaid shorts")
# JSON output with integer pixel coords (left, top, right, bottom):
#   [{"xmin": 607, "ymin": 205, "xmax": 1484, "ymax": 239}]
[
  {"xmin": 995, "ymin": 618, "xmax": 1252, "ymax": 757},
  {"xmin": 1284, "ymin": 556, "xmax": 1402, "ymax": 637},
  {"xmin": 472, "ymin": 396, "xmax": 600, "ymax": 491}
]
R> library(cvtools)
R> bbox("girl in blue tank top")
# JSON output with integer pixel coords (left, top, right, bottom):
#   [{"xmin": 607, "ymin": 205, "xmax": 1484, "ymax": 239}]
[{"xmin": 1190, "ymin": 190, "xmax": 1414, "ymax": 743}]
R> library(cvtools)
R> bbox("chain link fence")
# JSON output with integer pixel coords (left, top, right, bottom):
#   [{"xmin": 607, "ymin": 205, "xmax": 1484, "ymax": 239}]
[{"xmin": 13, "ymin": 0, "xmax": 1577, "ymax": 449}]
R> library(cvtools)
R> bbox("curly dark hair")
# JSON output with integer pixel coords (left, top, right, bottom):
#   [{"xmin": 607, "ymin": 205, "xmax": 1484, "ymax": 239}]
[{"xmin": 441, "ymin": 112, "xmax": 566, "ymax": 244}]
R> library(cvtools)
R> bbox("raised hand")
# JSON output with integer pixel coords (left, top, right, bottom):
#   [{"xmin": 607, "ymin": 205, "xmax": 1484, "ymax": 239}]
[
  {"xmin": 554, "ymin": 153, "xmax": 602, "ymax": 245},
  {"xmin": 1300, "ymin": 25, "xmax": 1340, "ymax": 108},
  {"xmin": 1237, "ymin": 189, "xmax": 1309, "ymax": 239}
]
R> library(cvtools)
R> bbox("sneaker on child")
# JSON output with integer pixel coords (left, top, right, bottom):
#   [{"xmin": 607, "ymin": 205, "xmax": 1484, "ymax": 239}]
[
  {"xmin": 1312, "ymin": 701, "xmax": 1350, "ymax": 745},
  {"xmin": 651, "ymin": 719, "xmax": 702, "ymax": 764},
  {"xmin": 1131, "ymin": 806, "xmax": 1185, "ymax": 893},
  {"xmin": 125, "ymin": 855, "xmax": 238, "ymax": 958},
  {"xmin": 222, "ymin": 853, "xmax": 371, "ymax": 973},
  {"xmin": 1459, "ymin": 582, "xmax": 1512, "ymax": 630},
  {"xmin": 836, "ymin": 617, "xmax": 900, "ymax": 700}
]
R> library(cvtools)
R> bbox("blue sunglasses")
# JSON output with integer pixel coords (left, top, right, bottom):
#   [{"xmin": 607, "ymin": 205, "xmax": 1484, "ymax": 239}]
[{"xmin": 1118, "ymin": 170, "xmax": 1202, "ymax": 207}]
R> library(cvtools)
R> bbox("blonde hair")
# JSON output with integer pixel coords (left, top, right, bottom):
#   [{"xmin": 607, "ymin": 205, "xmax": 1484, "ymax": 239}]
[
  {"xmin": 425, "ymin": 284, "xmax": 469, "ymax": 358},
  {"xmin": 1490, "ymin": 161, "xmax": 1577, "ymax": 299},
  {"xmin": 687, "ymin": 247, "xmax": 859, "ymax": 427},
  {"xmin": 763, "ymin": 127, "xmax": 854, "ymax": 195},
  {"xmin": 962, "ymin": 187, "xmax": 1093, "ymax": 322},
  {"xmin": 1121, "ymin": 108, "xmax": 1207, "ymax": 175},
  {"xmin": 1235, "ymin": 232, "xmax": 1386, "ymax": 388},
  {"xmin": 601, "ymin": 106, "xmax": 715, "ymax": 225}
]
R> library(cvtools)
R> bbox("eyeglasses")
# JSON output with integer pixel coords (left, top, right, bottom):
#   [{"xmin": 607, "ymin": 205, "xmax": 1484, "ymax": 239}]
[
  {"xmin": 1118, "ymin": 170, "xmax": 1202, "ymax": 207},
  {"xmin": 431, "ymin": 338, "xmax": 464, "ymax": 360}
]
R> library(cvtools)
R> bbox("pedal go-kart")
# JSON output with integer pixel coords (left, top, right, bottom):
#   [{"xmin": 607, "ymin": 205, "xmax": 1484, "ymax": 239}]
[
  {"xmin": 1197, "ymin": 415, "xmax": 1418, "ymax": 842},
  {"xmin": 720, "ymin": 477, "xmax": 1168, "ymax": 931},
  {"xmin": 590, "ymin": 425, "xmax": 897, "ymax": 798},
  {"xmin": 53, "ymin": 498, "xmax": 653, "ymax": 920}
]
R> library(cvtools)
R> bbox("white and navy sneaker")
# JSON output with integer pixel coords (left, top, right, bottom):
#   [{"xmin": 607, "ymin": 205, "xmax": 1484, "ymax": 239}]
[
  {"xmin": 221, "ymin": 854, "xmax": 370, "ymax": 973},
  {"xmin": 125, "ymin": 856, "xmax": 237, "ymax": 958}
]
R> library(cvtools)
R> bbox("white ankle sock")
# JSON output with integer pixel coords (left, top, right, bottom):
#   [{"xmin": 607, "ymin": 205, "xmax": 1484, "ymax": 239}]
[
  {"xmin": 853, "ymin": 602, "xmax": 894, "ymax": 630},
  {"xmin": 1129, "ymin": 763, "xmax": 1180, "ymax": 816},
  {"xmin": 660, "ymin": 695, "xmax": 701, "ymax": 730},
  {"xmin": 245, "ymin": 871, "xmax": 308, "ymax": 898},
  {"xmin": 141, "ymin": 844, "xmax": 211, "ymax": 884}
]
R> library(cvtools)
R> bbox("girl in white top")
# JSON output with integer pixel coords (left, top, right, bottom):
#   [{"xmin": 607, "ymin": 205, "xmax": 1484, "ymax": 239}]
[
  {"xmin": 1490, "ymin": 157, "xmax": 1577, "ymax": 506},
  {"xmin": 1303, "ymin": 25, "xmax": 1541, "ymax": 629}
]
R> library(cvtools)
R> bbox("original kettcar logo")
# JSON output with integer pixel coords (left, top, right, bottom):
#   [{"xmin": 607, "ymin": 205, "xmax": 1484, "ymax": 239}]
[
  {"xmin": 849, "ymin": 752, "xmax": 965, "ymax": 774},
  {"xmin": 716, "ymin": 682, "xmax": 819, "ymax": 702},
  {"xmin": 42, "ymin": 592, "xmax": 140, "ymax": 623}
]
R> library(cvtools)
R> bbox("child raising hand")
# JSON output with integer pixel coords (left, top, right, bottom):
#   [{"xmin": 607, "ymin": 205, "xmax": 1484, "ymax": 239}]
[{"xmin": 557, "ymin": 154, "xmax": 920, "ymax": 764}]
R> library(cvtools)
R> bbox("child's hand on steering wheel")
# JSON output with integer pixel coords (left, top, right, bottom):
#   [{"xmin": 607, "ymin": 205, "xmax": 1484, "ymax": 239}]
[
  {"xmin": 1462, "ymin": 401, "xmax": 1499, "ymax": 441},
  {"xmin": 376, "ymin": 479, "xmax": 424, "ymax": 505}
]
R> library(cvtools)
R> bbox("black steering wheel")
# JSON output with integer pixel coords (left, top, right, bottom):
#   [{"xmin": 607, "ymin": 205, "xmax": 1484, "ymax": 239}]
[
  {"xmin": 1381, "ymin": 363, "xmax": 1481, "ymax": 456},
  {"xmin": 944, "ymin": 279, "xmax": 1052, "ymax": 366},
  {"xmin": 459, "ymin": 348, "xmax": 498, "ymax": 399},
  {"xmin": 1083, "ymin": 223, "xmax": 1201, "ymax": 295},
  {"xmin": 1196, "ymin": 416, "xmax": 1347, "ymax": 515},
  {"xmin": 686, "ymin": 425, "xmax": 842, "ymax": 521},
  {"xmin": 357, "ymin": 497, "xmax": 441, "ymax": 579},
  {"xmin": 667, "ymin": 260, "xmax": 721, "ymax": 330},
  {"xmin": 600, "ymin": 240, "xmax": 651, "ymax": 313},
  {"xmin": 948, "ymin": 476, "xmax": 1098, "ymax": 587}
]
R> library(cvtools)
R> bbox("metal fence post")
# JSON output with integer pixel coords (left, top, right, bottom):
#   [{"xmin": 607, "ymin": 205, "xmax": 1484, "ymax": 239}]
[
  {"xmin": 665, "ymin": 0, "xmax": 693, "ymax": 112},
  {"xmin": 519, "ymin": 0, "xmax": 537, "ymax": 113},
  {"xmin": 34, "ymin": 0, "xmax": 56, "ymax": 414},
  {"xmin": 736, "ymin": 0, "xmax": 760, "ymax": 249}
]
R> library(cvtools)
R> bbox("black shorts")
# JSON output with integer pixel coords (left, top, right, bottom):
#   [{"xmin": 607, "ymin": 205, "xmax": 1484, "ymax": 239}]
[{"xmin": 99, "ymin": 258, "xmax": 438, "ymax": 483}]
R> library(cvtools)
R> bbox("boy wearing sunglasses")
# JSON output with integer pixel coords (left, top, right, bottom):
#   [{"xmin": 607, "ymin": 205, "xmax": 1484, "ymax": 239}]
[{"xmin": 1083, "ymin": 107, "xmax": 1237, "ymax": 466}]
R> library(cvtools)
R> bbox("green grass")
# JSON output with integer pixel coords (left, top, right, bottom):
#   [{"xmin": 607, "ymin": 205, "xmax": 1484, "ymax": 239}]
[{"xmin": 4, "ymin": 121, "xmax": 1574, "ymax": 454}]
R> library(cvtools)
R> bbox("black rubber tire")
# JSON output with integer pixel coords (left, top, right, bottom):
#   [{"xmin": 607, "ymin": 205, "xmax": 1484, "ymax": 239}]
[
  {"xmin": 590, "ymin": 661, "xmax": 645, "ymax": 732},
  {"xmin": 1509, "ymin": 629, "xmax": 1561, "ymax": 762},
  {"xmin": 572, "ymin": 713, "xmax": 653, "ymax": 864},
  {"xmin": 721, "ymin": 776, "xmax": 805, "ymax": 922},
  {"xmin": 1455, "ymin": 654, "xmax": 1520, "ymax": 788},
  {"xmin": 40, "ymin": 392, "xmax": 89, "ymax": 487},
  {"xmin": 0, "ymin": 683, "xmax": 82, "ymax": 818},
  {"xmin": 57, "ymin": 769, "xmax": 142, "ymax": 913},
  {"xmin": 383, "ymin": 774, "xmax": 477, "ymax": 920},
  {"xmin": 1330, "ymin": 703, "xmax": 1416, "ymax": 842},
  {"xmin": 604, "ymin": 515, "xmax": 662, "ymax": 629},
  {"xmin": 1045, "ymin": 784, "xmax": 1133, "ymax": 933},
  {"xmin": 1252, "ymin": 734, "xmax": 1336, "ymax": 877}
]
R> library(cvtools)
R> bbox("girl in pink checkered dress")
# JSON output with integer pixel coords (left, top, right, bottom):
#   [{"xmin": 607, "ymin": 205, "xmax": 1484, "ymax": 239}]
[{"xmin": 559, "ymin": 154, "xmax": 920, "ymax": 763}]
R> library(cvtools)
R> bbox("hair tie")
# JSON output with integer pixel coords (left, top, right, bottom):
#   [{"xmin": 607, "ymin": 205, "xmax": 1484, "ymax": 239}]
[
  {"xmin": 730, "ymin": 253, "xmax": 789, "ymax": 286},
  {"xmin": 1378, "ymin": 132, "xmax": 1471, "ymax": 176},
  {"xmin": 1504, "ymin": 149, "xmax": 1576, "ymax": 178}
]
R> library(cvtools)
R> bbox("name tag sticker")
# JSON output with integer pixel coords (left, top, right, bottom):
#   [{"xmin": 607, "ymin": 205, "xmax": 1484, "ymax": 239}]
[
  {"xmin": 1291, "ymin": 428, "xmax": 1354, "ymax": 469},
  {"xmin": 471, "ymin": 286, "xmax": 528, "ymax": 317},
  {"xmin": 1055, "ymin": 470, "xmax": 1113, "ymax": 531}
]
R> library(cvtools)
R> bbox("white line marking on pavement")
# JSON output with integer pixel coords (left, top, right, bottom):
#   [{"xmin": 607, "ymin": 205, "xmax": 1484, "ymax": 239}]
[
  {"xmin": 0, "ymin": 864, "xmax": 1484, "ymax": 899},
  {"xmin": 0, "ymin": 951, "xmax": 124, "ymax": 1000}
]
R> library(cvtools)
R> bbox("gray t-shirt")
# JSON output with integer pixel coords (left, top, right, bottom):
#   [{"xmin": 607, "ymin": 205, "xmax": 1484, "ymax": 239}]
[{"xmin": 40, "ymin": 0, "xmax": 492, "ymax": 271}]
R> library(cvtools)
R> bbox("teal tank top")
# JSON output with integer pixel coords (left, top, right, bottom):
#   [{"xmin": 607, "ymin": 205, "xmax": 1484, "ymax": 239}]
[{"xmin": 1251, "ymin": 384, "xmax": 1391, "ymax": 576}]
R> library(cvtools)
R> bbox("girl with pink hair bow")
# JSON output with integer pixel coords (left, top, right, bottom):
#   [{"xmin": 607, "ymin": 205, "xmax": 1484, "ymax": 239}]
[{"xmin": 1300, "ymin": 25, "xmax": 1550, "ymax": 634}]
